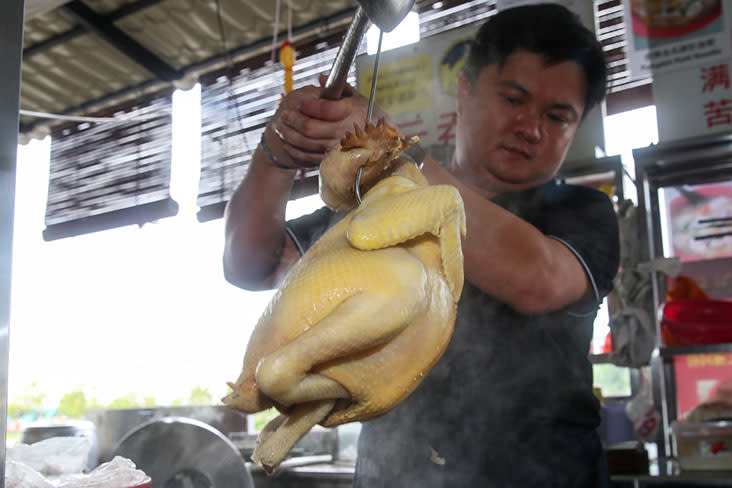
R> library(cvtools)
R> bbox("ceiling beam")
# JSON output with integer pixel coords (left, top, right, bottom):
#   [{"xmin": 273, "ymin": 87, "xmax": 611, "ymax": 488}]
[
  {"xmin": 60, "ymin": 0, "xmax": 180, "ymax": 81},
  {"xmin": 23, "ymin": 25, "xmax": 85, "ymax": 60},
  {"xmin": 23, "ymin": 0, "xmax": 166, "ymax": 61},
  {"xmin": 107, "ymin": 0, "xmax": 167, "ymax": 21}
]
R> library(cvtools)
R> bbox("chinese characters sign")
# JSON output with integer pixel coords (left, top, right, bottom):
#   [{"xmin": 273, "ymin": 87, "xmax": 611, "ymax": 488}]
[
  {"xmin": 358, "ymin": 54, "xmax": 433, "ymax": 115},
  {"xmin": 654, "ymin": 61, "xmax": 732, "ymax": 140},
  {"xmin": 622, "ymin": 0, "xmax": 730, "ymax": 77},
  {"xmin": 674, "ymin": 353, "xmax": 732, "ymax": 419}
]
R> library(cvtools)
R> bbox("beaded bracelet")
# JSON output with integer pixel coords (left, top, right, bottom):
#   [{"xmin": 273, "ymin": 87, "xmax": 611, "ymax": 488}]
[{"xmin": 259, "ymin": 132, "xmax": 298, "ymax": 170}]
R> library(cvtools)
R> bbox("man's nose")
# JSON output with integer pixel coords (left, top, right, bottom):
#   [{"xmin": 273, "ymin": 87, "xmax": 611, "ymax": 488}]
[{"xmin": 514, "ymin": 109, "xmax": 541, "ymax": 143}]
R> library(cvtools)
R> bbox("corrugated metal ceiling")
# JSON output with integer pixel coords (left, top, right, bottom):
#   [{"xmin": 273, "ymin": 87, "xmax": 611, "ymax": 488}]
[{"xmin": 19, "ymin": 0, "xmax": 361, "ymax": 139}]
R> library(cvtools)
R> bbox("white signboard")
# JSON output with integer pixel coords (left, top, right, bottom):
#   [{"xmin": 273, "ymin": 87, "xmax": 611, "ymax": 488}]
[
  {"xmin": 654, "ymin": 59, "xmax": 732, "ymax": 141},
  {"xmin": 622, "ymin": 0, "xmax": 730, "ymax": 77}
]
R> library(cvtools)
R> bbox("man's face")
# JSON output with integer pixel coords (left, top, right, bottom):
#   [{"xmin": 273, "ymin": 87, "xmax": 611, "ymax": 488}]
[{"xmin": 453, "ymin": 50, "xmax": 586, "ymax": 195}]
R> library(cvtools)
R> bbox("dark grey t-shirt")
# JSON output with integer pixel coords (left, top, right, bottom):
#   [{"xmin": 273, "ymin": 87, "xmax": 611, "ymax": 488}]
[{"xmin": 287, "ymin": 179, "xmax": 620, "ymax": 487}]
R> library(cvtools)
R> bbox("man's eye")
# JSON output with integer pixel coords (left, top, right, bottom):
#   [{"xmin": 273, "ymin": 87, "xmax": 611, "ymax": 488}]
[
  {"xmin": 501, "ymin": 94, "xmax": 521, "ymax": 104},
  {"xmin": 548, "ymin": 113, "xmax": 568, "ymax": 124}
]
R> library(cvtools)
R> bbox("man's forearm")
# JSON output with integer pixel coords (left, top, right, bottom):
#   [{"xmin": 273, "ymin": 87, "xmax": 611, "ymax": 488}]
[
  {"xmin": 421, "ymin": 157, "xmax": 589, "ymax": 313},
  {"xmin": 223, "ymin": 128, "xmax": 299, "ymax": 290}
]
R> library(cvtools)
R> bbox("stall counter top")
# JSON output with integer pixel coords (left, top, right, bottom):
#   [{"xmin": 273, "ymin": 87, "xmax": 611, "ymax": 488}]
[{"xmin": 611, "ymin": 472, "xmax": 732, "ymax": 487}]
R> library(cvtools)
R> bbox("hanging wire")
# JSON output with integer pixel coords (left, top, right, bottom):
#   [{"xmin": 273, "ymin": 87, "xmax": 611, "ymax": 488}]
[
  {"xmin": 356, "ymin": 30, "xmax": 385, "ymax": 205},
  {"xmin": 271, "ymin": 0, "xmax": 281, "ymax": 64},
  {"xmin": 213, "ymin": 0, "xmax": 251, "ymax": 200},
  {"xmin": 213, "ymin": 0, "xmax": 234, "ymax": 76},
  {"xmin": 134, "ymin": 105, "xmax": 142, "ymax": 226},
  {"xmin": 367, "ymin": 30, "xmax": 384, "ymax": 123},
  {"xmin": 287, "ymin": 0, "xmax": 292, "ymax": 41}
]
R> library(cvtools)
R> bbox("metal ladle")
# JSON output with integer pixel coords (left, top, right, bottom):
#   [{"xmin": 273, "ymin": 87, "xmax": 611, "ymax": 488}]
[
  {"xmin": 321, "ymin": 0, "xmax": 416, "ymax": 100},
  {"xmin": 322, "ymin": 0, "xmax": 415, "ymax": 205}
]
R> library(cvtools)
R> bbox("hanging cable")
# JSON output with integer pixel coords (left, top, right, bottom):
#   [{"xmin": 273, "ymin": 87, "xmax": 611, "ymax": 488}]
[
  {"xmin": 287, "ymin": 0, "xmax": 292, "ymax": 41},
  {"xmin": 271, "ymin": 0, "xmax": 281, "ymax": 64}
]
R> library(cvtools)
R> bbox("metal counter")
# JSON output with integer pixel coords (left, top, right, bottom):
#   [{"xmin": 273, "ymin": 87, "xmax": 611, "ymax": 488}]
[{"xmin": 611, "ymin": 472, "xmax": 732, "ymax": 487}]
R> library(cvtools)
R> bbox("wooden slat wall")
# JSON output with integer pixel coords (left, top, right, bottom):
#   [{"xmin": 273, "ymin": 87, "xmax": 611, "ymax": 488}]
[{"xmin": 44, "ymin": 91, "xmax": 176, "ymax": 241}]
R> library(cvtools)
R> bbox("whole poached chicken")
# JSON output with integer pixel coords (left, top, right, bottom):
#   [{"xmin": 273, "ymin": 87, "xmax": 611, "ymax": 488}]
[{"xmin": 223, "ymin": 120, "xmax": 466, "ymax": 473}]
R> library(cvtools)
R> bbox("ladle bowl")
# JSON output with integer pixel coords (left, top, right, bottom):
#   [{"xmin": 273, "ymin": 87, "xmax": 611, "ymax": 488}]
[{"xmin": 322, "ymin": 0, "xmax": 415, "ymax": 100}]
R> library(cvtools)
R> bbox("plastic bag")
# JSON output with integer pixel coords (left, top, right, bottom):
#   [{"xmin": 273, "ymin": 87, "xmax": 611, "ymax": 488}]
[
  {"xmin": 6, "ymin": 460, "xmax": 55, "ymax": 488},
  {"xmin": 56, "ymin": 457, "xmax": 151, "ymax": 488},
  {"xmin": 6, "ymin": 437, "xmax": 150, "ymax": 488},
  {"xmin": 7, "ymin": 437, "xmax": 90, "ymax": 475}
]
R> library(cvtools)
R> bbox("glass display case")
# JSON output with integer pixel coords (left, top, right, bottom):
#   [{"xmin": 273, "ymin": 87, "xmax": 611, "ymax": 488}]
[{"xmin": 633, "ymin": 134, "xmax": 732, "ymax": 474}]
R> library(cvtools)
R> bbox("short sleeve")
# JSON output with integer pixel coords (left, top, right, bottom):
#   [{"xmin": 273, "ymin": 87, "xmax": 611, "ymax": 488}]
[
  {"xmin": 534, "ymin": 184, "xmax": 620, "ymax": 306},
  {"xmin": 285, "ymin": 206, "xmax": 335, "ymax": 255}
]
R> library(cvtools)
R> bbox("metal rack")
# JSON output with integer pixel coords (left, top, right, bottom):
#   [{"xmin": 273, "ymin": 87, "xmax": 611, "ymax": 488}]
[
  {"xmin": 558, "ymin": 154, "xmax": 626, "ymax": 202},
  {"xmin": 633, "ymin": 133, "xmax": 732, "ymax": 474}
]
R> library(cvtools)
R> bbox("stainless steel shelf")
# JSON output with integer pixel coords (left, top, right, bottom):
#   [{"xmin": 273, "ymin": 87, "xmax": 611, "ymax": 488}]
[{"xmin": 659, "ymin": 343, "xmax": 732, "ymax": 358}]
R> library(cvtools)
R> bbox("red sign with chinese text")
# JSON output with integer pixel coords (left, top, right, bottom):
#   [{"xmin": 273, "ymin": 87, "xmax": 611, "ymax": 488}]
[{"xmin": 674, "ymin": 353, "xmax": 732, "ymax": 419}]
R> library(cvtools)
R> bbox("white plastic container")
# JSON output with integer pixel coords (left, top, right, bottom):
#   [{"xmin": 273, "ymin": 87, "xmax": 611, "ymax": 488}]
[{"xmin": 671, "ymin": 420, "xmax": 732, "ymax": 471}]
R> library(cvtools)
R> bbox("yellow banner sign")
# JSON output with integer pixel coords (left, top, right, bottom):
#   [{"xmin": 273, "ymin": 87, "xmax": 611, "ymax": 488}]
[{"xmin": 359, "ymin": 54, "xmax": 433, "ymax": 115}]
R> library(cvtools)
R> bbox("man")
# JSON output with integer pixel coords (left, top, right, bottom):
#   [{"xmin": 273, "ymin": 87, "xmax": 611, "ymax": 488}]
[{"xmin": 224, "ymin": 4, "xmax": 619, "ymax": 486}]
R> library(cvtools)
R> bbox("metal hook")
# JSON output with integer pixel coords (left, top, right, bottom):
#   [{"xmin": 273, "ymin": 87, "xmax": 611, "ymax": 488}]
[
  {"xmin": 355, "ymin": 167, "xmax": 364, "ymax": 205},
  {"xmin": 354, "ymin": 29, "xmax": 383, "ymax": 207}
]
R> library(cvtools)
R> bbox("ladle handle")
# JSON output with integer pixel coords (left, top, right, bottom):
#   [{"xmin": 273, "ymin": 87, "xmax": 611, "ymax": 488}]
[{"xmin": 322, "ymin": 7, "xmax": 370, "ymax": 100}]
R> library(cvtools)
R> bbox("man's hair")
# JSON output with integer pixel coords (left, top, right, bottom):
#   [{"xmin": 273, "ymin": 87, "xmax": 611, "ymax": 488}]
[{"xmin": 462, "ymin": 4, "xmax": 608, "ymax": 118}]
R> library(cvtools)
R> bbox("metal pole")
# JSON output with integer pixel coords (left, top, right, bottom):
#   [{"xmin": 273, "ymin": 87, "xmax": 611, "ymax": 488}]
[
  {"xmin": 321, "ymin": 6, "xmax": 370, "ymax": 100},
  {"xmin": 1, "ymin": 0, "xmax": 25, "ymax": 485}
]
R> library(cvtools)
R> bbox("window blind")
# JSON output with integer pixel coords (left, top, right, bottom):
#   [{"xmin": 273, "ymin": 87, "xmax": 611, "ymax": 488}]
[
  {"xmin": 197, "ymin": 44, "xmax": 356, "ymax": 222},
  {"xmin": 43, "ymin": 91, "xmax": 177, "ymax": 241}
]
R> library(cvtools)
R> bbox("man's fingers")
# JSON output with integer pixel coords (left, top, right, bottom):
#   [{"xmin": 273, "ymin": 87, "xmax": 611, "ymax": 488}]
[
  {"xmin": 299, "ymin": 97, "xmax": 353, "ymax": 123},
  {"xmin": 279, "ymin": 106, "xmax": 348, "ymax": 143},
  {"xmin": 282, "ymin": 141, "xmax": 327, "ymax": 166},
  {"xmin": 272, "ymin": 119, "xmax": 337, "ymax": 154}
]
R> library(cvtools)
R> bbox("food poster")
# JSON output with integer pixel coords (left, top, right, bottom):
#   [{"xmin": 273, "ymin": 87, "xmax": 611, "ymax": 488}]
[
  {"xmin": 355, "ymin": 17, "xmax": 605, "ymax": 166},
  {"xmin": 658, "ymin": 180, "xmax": 732, "ymax": 299},
  {"xmin": 674, "ymin": 353, "xmax": 732, "ymax": 419},
  {"xmin": 659, "ymin": 180, "xmax": 732, "ymax": 263},
  {"xmin": 622, "ymin": 0, "xmax": 731, "ymax": 78}
]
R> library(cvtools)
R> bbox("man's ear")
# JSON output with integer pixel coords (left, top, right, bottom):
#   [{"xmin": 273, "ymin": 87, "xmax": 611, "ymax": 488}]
[{"xmin": 456, "ymin": 73, "xmax": 470, "ymax": 116}]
